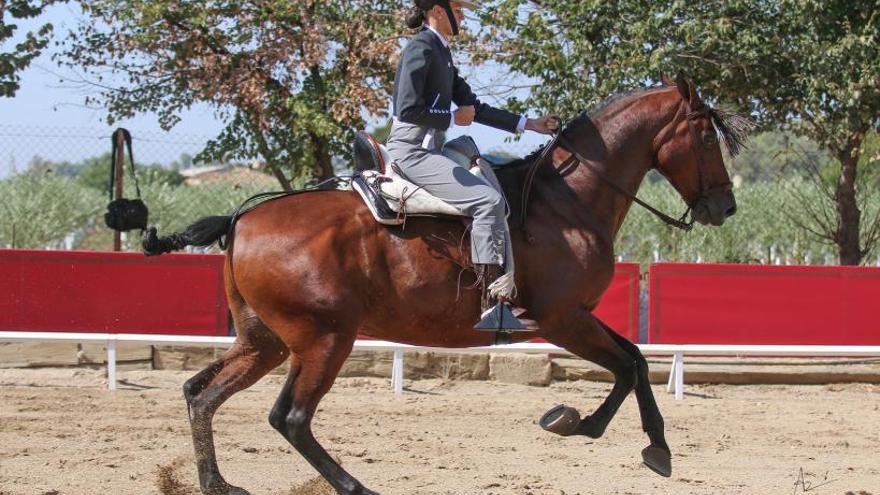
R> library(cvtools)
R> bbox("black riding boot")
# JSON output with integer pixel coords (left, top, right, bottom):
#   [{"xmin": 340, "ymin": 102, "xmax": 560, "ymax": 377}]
[{"xmin": 473, "ymin": 264, "xmax": 535, "ymax": 333}]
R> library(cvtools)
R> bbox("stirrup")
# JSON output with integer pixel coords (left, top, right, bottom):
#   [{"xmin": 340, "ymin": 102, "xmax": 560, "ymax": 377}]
[{"xmin": 474, "ymin": 302, "xmax": 531, "ymax": 332}]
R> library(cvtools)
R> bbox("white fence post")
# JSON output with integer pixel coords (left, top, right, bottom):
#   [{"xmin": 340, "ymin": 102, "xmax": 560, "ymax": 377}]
[
  {"xmin": 673, "ymin": 351, "xmax": 684, "ymax": 400},
  {"xmin": 391, "ymin": 350, "xmax": 404, "ymax": 395},
  {"xmin": 107, "ymin": 338, "xmax": 117, "ymax": 391}
]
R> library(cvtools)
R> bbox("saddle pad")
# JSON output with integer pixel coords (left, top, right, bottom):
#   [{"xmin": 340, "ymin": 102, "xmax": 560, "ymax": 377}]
[{"xmin": 354, "ymin": 171, "xmax": 476, "ymax": 222}]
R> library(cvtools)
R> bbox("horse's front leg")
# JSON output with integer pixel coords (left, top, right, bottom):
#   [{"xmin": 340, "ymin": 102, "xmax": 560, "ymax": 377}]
[
  {"xmin": 601, "ymin": 321, "xmax": 671, "ymax": 477},
  {"xmin": 542, "ymin": 306, "xmax": 672, "ymax": 477}
]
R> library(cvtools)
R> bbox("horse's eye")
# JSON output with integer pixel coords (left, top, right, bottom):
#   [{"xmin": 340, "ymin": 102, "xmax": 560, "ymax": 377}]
[{"xmin": 702, "ymin": 133, "xmax": 718, "ymax": 147}]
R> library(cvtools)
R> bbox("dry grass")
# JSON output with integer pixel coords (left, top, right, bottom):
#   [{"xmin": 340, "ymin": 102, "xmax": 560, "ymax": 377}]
[
  {"xmin": 155, "ymin": 457, "xmax": 197, "ymax": 495},
  {"xmin": 286, "ymin": 476, "xmax": 335, "ymax": 495}
]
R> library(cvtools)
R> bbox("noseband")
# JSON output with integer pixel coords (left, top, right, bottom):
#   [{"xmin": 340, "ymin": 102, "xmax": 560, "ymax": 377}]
[{"xmin": 520, "ymin": 97, "xmax": 729, "ymax": 232}]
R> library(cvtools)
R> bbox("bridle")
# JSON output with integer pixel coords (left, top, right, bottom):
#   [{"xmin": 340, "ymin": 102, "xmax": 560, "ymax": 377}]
[{"xmin": 519, "ymin": 95, "xmax": 732, "ymax": 232}]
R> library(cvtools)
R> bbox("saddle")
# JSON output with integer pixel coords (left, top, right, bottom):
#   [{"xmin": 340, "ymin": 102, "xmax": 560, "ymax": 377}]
[
  {"xmin": 350, "ymin": 130, "xmax": 512, "ymax": 225},
  {"xmin": 350, "ymin": 131, "xmax": 527, "ymax": 336}
]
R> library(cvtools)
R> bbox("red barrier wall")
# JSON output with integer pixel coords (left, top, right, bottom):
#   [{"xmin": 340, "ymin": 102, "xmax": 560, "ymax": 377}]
[
  {"xmin": 0, "ymin": 249, "xmax": 228, "ymax": 336},
  {"xmin": 594, "ymin": 262, "xmax": 641, "ymax": 342},
  {"xmin": 1, "ymin": 250, "xmax": 641, "ymax": 341},
  {"xmin": 649, "ymin": 263, "xmax": 880, "ymax": 345}
]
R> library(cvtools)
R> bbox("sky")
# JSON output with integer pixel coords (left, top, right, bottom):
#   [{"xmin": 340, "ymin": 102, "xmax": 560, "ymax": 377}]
[{"xmin": 0, "ymin": 4, "xmax": 550, "ymax": 179}]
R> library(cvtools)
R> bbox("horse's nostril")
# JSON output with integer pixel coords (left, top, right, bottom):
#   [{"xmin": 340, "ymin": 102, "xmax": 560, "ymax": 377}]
[{"xmin": 726, "ymin": 205, "xmax": 737, "ymax": 217}]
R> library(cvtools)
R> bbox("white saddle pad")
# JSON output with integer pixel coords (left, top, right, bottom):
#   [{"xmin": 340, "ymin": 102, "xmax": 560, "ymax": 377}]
[{"xmin": 364, "ymin": 166, "xmax": 473, "ymax": 219}]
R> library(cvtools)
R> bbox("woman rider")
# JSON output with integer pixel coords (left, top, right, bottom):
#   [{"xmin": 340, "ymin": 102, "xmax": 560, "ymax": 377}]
[{"xmin": 387, "ymin": 0, "xmax": 558, "ymax": 332}]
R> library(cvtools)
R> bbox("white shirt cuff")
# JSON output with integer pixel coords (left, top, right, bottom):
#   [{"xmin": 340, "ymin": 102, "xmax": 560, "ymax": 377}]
[
  {"xmin": 450, "ymin": 113, "xmax": 455, "ymax": 129},
  {"xmin": 516, "ymin": 115, "xmax": 527, "ymax": 133}
]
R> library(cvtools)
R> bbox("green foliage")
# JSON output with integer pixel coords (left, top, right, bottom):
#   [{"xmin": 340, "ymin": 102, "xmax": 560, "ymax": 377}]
[
  {"xmin": 732, "ymin": 132, "xmax": 831, "ymax": 182},
  {"xmin": 0, "ymin": 171, "xmax": 102, "ymax": 248},
  {"xmin": 617, "ymin": 178, "xmax": 880, "ymax": 266},
  {"xmin": 22, "ymin": 153, "xmax": 185, "ymax": 194},
  {"xmin": 0, "ymin": 0, "xmax": 59, "ymax": 97},
  {"xmin": 134, "ymin": 181, "xmax": 268, "ymax": 241},
  {"xmin": 481, "ymin": 0, "xmax": 879, "ymax": 143}
]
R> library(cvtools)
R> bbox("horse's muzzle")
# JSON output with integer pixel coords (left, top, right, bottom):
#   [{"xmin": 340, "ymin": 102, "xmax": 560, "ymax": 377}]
[{"xmin": 693, "ymin": 188, "xmax": 736, "ymax": 226}]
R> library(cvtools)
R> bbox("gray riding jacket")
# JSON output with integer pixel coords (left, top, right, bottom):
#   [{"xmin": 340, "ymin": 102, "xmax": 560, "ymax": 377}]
[{"xmin": 392, "ymin": 28, "xmax": 522, "ymax": 134}]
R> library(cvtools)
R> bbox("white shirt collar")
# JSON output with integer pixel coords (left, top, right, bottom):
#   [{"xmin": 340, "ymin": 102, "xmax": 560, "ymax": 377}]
[{"xmin": 425, "ymin": 25, "xmax": 449, "ymax": 48}]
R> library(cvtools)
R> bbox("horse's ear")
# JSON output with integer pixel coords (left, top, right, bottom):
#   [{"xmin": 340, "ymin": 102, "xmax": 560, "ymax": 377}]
[
  {"xmin": 675, "ymin": 72, "xmax": 701, "ymax": 106},
  {"xmin": 661, "ymin": 73, "xmax": 675, "ymax": 86},
  {"xmin": 675, "ymin": 72, "xmax": 689, "ymax": 101}
]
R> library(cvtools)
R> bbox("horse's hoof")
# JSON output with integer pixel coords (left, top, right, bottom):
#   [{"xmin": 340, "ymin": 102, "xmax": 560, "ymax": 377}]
[
  {"xmin": 641, "ymin": 445, "xmax": 672, "ymax": 477},
  {"xmin": 203, "ymin": 480, "xmax": 251, "ymax": 495},
  {"xmin": 539, "ymin": 404, "xmax": 581, "ymax": 436}
]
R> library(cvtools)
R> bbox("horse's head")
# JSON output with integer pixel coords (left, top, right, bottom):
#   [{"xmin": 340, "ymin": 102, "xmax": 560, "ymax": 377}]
[{"xmin": 654, "ymin": 74, "xmax": 751, "ymax": 226}]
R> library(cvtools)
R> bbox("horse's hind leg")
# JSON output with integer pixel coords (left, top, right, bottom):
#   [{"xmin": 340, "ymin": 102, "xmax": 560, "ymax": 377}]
[
  {"xmin": 185, "ymin": 308, "xmax": 289, "ymax": 495},
  {"xmin": 268, "ymin": 330, "xmax": 376, "ymax": 495},
  {"xmin": 601, "ymin": 323, "xmax": 671, "ymax": 476}
]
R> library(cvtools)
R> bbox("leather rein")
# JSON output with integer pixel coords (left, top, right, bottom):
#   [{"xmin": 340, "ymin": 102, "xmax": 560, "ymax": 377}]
[{"xmin": 519, "ymin": 98, "xmax": 731, "ymax": 232}]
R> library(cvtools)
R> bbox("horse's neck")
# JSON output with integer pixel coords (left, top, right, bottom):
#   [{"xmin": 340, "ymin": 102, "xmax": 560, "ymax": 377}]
[{"xmin": 549, "ymin": 90, "xmax": 681, "ymax": 239}]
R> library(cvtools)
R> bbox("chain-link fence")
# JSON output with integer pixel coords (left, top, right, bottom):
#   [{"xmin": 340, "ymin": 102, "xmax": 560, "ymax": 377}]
[
  {"xmin": 0, "ymin": 124, "xmax": 538, "ymax": 252},
  {"xmin": 3, "ymin": 124, "xmax": 877, "ymax": 265},
  {"xmin": 0, "ymin": 125, "xmax": 277, "ymax": 251}
]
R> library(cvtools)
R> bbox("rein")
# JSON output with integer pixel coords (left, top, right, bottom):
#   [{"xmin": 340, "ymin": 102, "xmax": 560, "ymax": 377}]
[
  {"xmin": 556, "ymin": 132, "xmax": 695, "ymax": 231},
  {"xmin": 519, "ymin": 97, "xmax": 730, "ymax": 233}
]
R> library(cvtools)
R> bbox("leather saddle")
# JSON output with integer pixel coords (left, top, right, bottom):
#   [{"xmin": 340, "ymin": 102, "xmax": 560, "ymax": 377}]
[{"xmin": 350, "ymin": 130, "xmax": 516, "ymax": 226}]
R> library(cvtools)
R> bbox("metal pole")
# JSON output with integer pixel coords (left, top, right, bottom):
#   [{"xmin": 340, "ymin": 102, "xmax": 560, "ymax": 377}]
[
  {"xmin": 113, "ymin": 130, "xmax": 125, "ymax": 252},
  {"xmin": 391, "ymin": 350, "xmax": 404, "ymax": 395},
  {"xmin": 107, "ymin": 338, "xmax": 117, "ymax": 390}
]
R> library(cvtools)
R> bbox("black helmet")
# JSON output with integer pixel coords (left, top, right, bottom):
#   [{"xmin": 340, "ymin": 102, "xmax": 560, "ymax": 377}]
[{"xmin": 409, "ymin": 0, "xmax": 479, "ymax": 36}]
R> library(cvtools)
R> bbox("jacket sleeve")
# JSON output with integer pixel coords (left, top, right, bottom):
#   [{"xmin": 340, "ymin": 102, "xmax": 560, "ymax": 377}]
[
  {"xmin": 451, "ymin": 65, "xmax": 521, "ymax": 134},
  {"xmin": 395, "ymin": 38, "xmax": 453, "ymax": 130}
]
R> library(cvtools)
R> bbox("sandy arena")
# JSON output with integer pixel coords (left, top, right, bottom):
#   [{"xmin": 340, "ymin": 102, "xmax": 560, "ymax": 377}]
[{"xmin": 0, "ymin": 368, "xmax": 878, "ymax": 495}]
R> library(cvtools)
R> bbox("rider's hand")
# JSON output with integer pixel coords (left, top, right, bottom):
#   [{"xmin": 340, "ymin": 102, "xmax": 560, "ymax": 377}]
[
  {"xmin": 526, "ymin": 115, "xmax": 560, "ymax": 135},
  {"xmin": 454, "ymin": 105, "xmax": 476, "ymax": 126}
]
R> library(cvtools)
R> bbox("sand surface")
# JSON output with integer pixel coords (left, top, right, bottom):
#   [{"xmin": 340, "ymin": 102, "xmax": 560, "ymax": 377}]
[{"xmin": 1, "ymin": 368, "xmax": 878, "ymax": 495}]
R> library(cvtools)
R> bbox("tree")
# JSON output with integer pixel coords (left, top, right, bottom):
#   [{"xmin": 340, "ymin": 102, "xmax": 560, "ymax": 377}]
[
  {"xmin": 479, "ymin": 0, "xmax": 880, "ymax": 264},
  {"xmin": 0, "ymin": 170, "xmax": 102, "ymax": 249},
  {"xmin": 60, "ymin": 0, "xmax": 404, "ymax": 190},
  {"xmin": 732, "ymin": 131, "xmax": 831, "ymax": 183},
  {"xmin": 73, "ymin": 152, "xmax": 184, "ymax": 193},
  {"xmin": 1, "ymin": 0, "xmax": 59, "ymax": 97}
]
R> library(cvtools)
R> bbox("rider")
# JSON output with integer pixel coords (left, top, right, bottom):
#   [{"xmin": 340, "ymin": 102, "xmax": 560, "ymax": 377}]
[{"xmin": 387, "ymin": 0, "xmax": 557, "ymax": 332}]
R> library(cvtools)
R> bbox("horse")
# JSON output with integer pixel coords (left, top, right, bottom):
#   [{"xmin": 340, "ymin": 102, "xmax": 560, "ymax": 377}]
[{"xmin": 144, "ymin": 73, "xmax": 750, "ymax": 495}]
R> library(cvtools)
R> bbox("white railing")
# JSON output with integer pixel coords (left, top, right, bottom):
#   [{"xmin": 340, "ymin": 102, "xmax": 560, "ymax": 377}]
[{"xmin": 2, "ymin": 332, "xmax": 879, "ymax": 400}]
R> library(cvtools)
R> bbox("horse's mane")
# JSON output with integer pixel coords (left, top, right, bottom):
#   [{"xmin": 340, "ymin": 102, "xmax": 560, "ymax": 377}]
[{"xmin": 500, "ymin": 85, "xmax": 752, "ymax": 169}]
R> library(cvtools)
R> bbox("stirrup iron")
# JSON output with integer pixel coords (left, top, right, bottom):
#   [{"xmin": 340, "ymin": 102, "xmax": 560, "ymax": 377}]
[{"xmin": 474, "ymin": 302, "xmax": 529, "ymax": 332}]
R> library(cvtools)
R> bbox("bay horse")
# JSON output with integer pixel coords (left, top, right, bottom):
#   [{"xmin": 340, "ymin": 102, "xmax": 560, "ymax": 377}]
[{"xmin": 145, "ymin": 74, "xmax": 749, "ymax": 495}]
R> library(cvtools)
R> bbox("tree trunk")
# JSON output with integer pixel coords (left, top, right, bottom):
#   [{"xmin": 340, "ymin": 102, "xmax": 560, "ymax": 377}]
[
  {"xmin": 268, "ymin": 164, "xmax": 293, "ymax": 191},
  {"xmin": 835, "ymin": 140, "xmax": 863, "ymax": 265},
  {"xmin": 251, "ymin": 125, "xmax": 293, "ymax": 191},
  {"xmin": 309, "ymin": 132, "xmax": 334, "ymax": 180}
]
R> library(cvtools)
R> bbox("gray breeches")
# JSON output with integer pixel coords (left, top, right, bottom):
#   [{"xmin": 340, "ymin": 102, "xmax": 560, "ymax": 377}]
[{"xmin": 386, "ymin": 120, "xmax": 506, "ymax": 265}]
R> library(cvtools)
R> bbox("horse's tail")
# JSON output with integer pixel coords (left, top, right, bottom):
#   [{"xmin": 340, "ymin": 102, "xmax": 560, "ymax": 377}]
[{"xmin": 142, "ymin": 215, "xmax": 233, "ymax": 256}]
